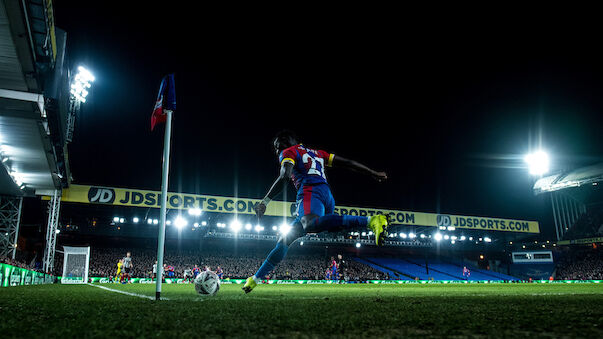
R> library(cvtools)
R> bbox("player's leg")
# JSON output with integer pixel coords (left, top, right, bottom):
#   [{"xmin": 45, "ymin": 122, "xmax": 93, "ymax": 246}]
[
  {"xmin": 301, "ymin": 185, "xmax": 389, "ymax": 244},
  {"xmin": 243, "ymin": 224, "xmax": 302, "ymax": 293}
]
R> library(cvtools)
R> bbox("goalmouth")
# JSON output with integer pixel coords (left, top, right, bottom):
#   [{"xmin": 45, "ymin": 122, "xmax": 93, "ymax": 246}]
[{"xmin": 61, "ymin": 246, "xmax": 90, "ymax": 284}]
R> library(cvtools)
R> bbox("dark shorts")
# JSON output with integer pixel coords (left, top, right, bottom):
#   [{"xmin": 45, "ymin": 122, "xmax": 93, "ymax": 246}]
[{"xmin": 124, "ymin": 267, "xmax": 131, "ymax": 274}]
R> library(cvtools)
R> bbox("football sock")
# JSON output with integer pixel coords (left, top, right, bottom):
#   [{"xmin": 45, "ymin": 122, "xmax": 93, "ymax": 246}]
[
  {"xmin": 255, "ymin": 241, "xmax": 289, "ymax": 280},
  {"xmin": 305, "ymin": 214, "xmax": 369, "ymax": 233}
]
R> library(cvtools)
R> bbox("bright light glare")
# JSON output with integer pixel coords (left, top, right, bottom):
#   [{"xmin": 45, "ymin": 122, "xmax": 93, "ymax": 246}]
[
  {"xmin": 400, "ymin": 233, "xmax": 407, "ymax": 239},
  {"xmin": 153, "ymin": 219, "xmax": 158, "ymax": 225},
  {"xmin": 71, "ymin": 66, "xmax": 95, "ymax": 102},
  {"xmin": 279, "ymin": 224, "xmax": 291, "ymax": 235},
  {"xmin": 484, "ymin": 237, "xmax": 492, "ymax": 243},
  {"xmin": 132, "ymin": 217, "xmax": 139, "ymax": 223},
  {"xmin": 245, "ymin": 223, "xmax": 252, "ymax": 231},
  {"xmin": 409, "ymin": 233, "xmax": 416, "ymax": 239},
  {"xmin": 230, "ymin": 220, "xmax": 242, "ymax": 233},
  {"xmin": 113, "ymin": 217, "xmax": 119, "ymax": 222},
  {"xmin": 188, "ymin": 208, "xmax": 202, "ymax": 216},
  {"xmin": 174, "ymin": 217, "xmax": 188, "ymax": 229},
  {"xmin": 355, "ymin": 242, "xmax": 361, "ymax": 248},
  {"xmin": 524, "ymin": 150, "xmax": 549, "ymax": 175},
  {"xmin": 434, "ymin": 233, "xmax": 443, "ymax": 241},
  {"xmin": 255, "ymin": 225, "xmax": 264, "ymax": 232}
]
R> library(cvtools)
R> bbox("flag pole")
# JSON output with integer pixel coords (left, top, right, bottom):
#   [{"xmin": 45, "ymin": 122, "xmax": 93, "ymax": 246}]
[{"xmin": 155, "ymin": 109, "xmax": 173, "ymax": 301}]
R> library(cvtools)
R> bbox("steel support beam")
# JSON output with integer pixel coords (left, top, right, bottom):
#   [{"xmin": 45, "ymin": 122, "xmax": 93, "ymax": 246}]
[
  {"xmin": 42, "ymin": 190, "xmax": 60, "ymax": 273},
  {"xmin": 0, "ymin": 195, "xmax": 23, "ymax": 259}
]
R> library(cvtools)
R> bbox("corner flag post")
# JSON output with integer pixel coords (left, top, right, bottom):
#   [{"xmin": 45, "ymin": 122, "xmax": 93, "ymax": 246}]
[
  {"xmin": 155, "ymin": 109, "xmax": 172, "ymax": 300},
  {"xmin": 151, "ymin": 74, "xmax": 176, "ymax": 301}
]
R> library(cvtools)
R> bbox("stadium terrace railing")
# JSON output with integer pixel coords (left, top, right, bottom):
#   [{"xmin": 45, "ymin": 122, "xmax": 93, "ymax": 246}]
[{"xmin": 205, "ymin": 231, "xmax": 432, "ymax": 247}]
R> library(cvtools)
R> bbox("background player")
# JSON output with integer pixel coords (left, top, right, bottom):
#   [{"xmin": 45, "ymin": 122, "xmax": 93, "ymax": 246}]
[
  {"xmin": 243, "ymin": 130, "xmax": 389, "ymax": 293},
  {"xmin": 115, "ymin": 259, "xmax": 123, "ymax": 283},
  {"xmin": 122, "ymin": 252, "xmax": 133, "ymax": 283}
]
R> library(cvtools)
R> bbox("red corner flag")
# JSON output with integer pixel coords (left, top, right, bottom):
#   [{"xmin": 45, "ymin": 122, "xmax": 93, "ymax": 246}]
[{"xmin": 151, "ymin": 74, "xmax": 176, "ymax": 131}]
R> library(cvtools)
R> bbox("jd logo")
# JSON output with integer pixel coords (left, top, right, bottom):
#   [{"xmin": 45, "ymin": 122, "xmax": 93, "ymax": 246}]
[
  {"xmin": 436, "ymin": 214, "xmax": 452, "ymax": 227},
  {"xmin": 88, "ymin": 187, "xmax": 116, "ymax": 204}
]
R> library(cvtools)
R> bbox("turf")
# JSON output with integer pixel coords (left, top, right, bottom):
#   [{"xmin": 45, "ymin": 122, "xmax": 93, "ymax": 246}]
[{"xmin": 1, "ymin": 283, "xmax": 601, "ymax": 338}]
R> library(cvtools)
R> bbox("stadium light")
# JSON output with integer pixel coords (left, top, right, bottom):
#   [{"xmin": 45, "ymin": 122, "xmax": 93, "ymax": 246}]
[
  {"xmin": 255, "ymin": 225, "xmax": 264, "ymax": 232},
  {"xmin": 451, "ymin": 240, "xmax": 456, "ymax": 244},
  {"xmin": 420, "ymin": 234, "xmax": 426, "ymax": 239},
  {"xmin": 119, "ymin": 218, "xmax": 125, "ymax": 223},
  {"xmin": 132, "ymin": 217, "xmax": 139, "ymax": 223},
  {"xmin": 400, "ymin": 233, "xmax": 407, "ymax": 239},
  {"xmin": 460, "ymin": 236, "xmax": 466, "ymax": 241},
  {"xmin": 272, "ymin": 225, "xmax": 278, "ymax": 231},
  {"xmin": 230, "ymin": 220, "xmax": 242, "ymax": 233},
  {"xmin": 147, "ymin": 219, "xmax": 153, "ymax": 225},
  {"xmin": 201, "ymin": 221, "xmax": 207, "ymax": 226},
  {"xmin": 355, "ymin": 242, "xmax": 361, "ymax": 248},
  {"xmin": 409, "ymin": 233, "xmax": 416, "ymax": 239},
  {"xmin": 434, "ymin": 233, "xmax": 443, "ymax": 241},
  {"xmin": 188, "ymin": 208, "xmax": 202, "ymax": 216},
  {"xmin": 524, "ymin": 150, "xmax": 549, "ymax": 175},
  {"xmin": 444, "ymin": 235, "xmax": 450, "ymax": 240},
  {"xmin": 484, "ymin": 237, "xmax": 492, "ymax": 243},
  {"xmin": 174, "ymin": 217, "xmax": 187, "ymax": 229},
  {"xmin": 245, "ymin": 223, "xmax": 252, "ymax": 231},
  {"xmin": 113, "ymin": 217, "xmax": 120, "ymax": 222},
  {"xmin": 71, "ymin": 66, "xmax": 95, "ymax": 103},
  {"xmin": 153, "ymin": 219, "xmax": 159, "ymax": 225},
  {"xmin": 279, "ymin": 224, "xmax": 291, "ymax": 235},
  {"xmin": 193, "ymin": 222, "xmax": 199, "ymax": 227},
  {"xmin": 300, "ymin": 241, "xmax": 304, "ymax": 246}
]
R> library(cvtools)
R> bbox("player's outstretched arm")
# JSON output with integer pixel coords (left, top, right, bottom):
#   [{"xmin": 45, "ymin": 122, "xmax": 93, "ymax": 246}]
[
  {"xmin": 332, "ymin": 155, "xmax": 387, "ymax": 182},
  {"xmin": 254, "ymin": 162, "xmax": 294, "ymax": 218}
]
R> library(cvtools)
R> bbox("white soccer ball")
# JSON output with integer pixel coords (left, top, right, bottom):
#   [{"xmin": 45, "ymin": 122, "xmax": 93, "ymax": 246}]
[{"xmin": 194, "ymin": 271, "xmax": 220, "ymax": 295}]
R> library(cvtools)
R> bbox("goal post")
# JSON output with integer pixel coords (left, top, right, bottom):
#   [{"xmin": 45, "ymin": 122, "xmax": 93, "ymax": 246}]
[{"xmin": 61, "ymin": 246, "xmax": 90, "ymax": 284}]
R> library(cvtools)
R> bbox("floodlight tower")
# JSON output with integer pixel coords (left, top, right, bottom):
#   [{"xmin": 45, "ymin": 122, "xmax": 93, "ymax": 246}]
[{"xmin": 67, "ymin": 66, "xmax": 95, "ymax": 142}]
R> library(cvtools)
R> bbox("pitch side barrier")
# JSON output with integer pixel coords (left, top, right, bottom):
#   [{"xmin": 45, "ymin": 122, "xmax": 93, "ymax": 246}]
[
  {"xmin": 51, "ymin": 184, "xmax": 540, "ymax": 234},
  {"xmin": 80, "ymin": 277, "xmax": 600, "ymax": 284}
]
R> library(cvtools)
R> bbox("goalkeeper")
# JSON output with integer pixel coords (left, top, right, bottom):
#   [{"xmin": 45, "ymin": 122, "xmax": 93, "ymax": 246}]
[{"xmin": 243, "ymin": 130, "xmax": 389, "ymax": 293}]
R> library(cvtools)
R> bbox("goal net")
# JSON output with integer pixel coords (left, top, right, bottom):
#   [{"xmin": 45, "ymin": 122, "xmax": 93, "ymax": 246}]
[{"xmin": 61, "ymin": 246, "xmax": 90, "ymax": 284}]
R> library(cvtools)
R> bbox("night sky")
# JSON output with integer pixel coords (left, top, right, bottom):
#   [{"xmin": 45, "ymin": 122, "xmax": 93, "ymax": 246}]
[{"xmin": 51, "ymin": 5, "xmax": 603, "ymax": 240}]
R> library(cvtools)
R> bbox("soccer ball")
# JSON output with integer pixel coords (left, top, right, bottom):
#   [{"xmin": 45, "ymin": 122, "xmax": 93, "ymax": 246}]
[{"xmin": 194, "ymin": 271, "xmax": 220, "ymax": 295}]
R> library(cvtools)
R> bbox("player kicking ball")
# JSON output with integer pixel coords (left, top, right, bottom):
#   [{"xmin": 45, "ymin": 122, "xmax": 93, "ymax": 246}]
[{"xmin": 243, "ymin": 130, "xmax": 389, "ymax": 293}]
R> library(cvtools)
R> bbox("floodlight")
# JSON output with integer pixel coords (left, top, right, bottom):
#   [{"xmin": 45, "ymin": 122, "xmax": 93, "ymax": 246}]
[
  {"xmin": 119, "ymin": 218, "xmax": 125, "ymax": 223},
  {"xmin": 484, "ymin": 237, "xmax": 492, "ymax": 243},
  {"xmin": 434, "ymin": 233, "xmax": 443, "ymax": 241},
  {"xmin": 166, "ymin": 220, "xmax": 172, "ymax": 225},
  {"xmin": 279, "ymin": 224, "xmax": 291, "ymax": 235},
  {"xmin": 230, "ymin": 220, "xmax": 242, "ymax": 233},
  {"xmin": 460, "ymin": 236, "xmax": 466, "ymax": 241},
  {"xmin": 300, "ymin": 241, "xmax": 304, "ymax": 246},
  {"xmin": 147, "ymin": 219, "xmax": 153, "ymax": 225},
  {"xmin": 201, "ymin": 221, "xmax": 207, "ymax": 226},
  {"xmin": 55, "ymin": 229, "xmax": 61, "ymax": 234},
  {"xmin": 420, "ymin": 234, "xmax": 426, "ymax": 239},
  {"xmin": 524, "ymin": 150, "xmax": 549, "ymax": 175},
  {"xmin": 361, "ymin": 232, "xmax": 367, "ymax": 236},
  {"xmin": 174, "ymin": 217, "xmax": 187, "ymax": 229},
  {"xmin": 113, "ymin": 217, "xmax": 120, "ymax": 222},
  {"xmin": 355, "ymin": 242, "xmax": 361, "ymax": 248},
  {"xmin": 444, "ymin": 235, "xmax": 450, "ymax": 240},
  {"xmin": 245, "ymin": 223, "xmax": 252, "ymax": 231},
  {"xmin": 272, "ymin": 225, "xmax": 278, "ymax": 231},
  {"xmin": 451, "ymin": 240, "xmax": 456, "ymax": 244},
  {"xmin": 188, "ymin": 208, "xmax": 202, "ymax": 216},
  {"xmin": 400, "ymin": 233, "xmax": 407, "ymax": 239},
  {"xmin": 193, "ymin": 222, "xmax": 199, "ymax": 227},
  {"xmin": 447, "ymin": 226, "xmax": 455, "ymax": 231},
  {"xmin": 132, "ymin": 217, "xmax": 139, "ymax": 223},
  {"xmin": 71, "ymin": 66, "xmax": 95, "ymax": 103},
  {"xmin": 409, "ymin": 233, "xmax": 416, "ymax": 239},
  {"xmin": 153, "ymin": 219, "xmax": 159, "ymax": 225},
  {"xmin": 255, "ymin": 225, "xmax": 263, "ymax": 232}
]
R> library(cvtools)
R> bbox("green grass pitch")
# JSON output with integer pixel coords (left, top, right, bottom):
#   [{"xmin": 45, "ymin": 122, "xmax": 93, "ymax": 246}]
[{"xmin": 1, "ymin": 283, "xmax": 601, "ymax": 337}]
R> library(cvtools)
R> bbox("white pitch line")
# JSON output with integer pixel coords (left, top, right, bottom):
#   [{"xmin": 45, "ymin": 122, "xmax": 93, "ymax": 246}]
[{"xmin": 86, "ymin": 283, "xmax": 169, "ymax": 300}]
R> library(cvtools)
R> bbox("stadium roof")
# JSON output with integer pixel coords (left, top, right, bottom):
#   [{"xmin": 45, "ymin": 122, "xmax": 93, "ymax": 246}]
[
  {"xmin": 0, "ymin": 1, "xmax": 70, "ymax": 196},
  {"xmin": 533, "ymin": 163, "xmax": 603, "ymax": 195}
]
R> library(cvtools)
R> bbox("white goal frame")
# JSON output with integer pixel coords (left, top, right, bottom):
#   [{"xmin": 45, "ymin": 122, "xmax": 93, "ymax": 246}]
[{"xmin": 61, "ymin": 246, "xmax": 90, "ymax": 284}]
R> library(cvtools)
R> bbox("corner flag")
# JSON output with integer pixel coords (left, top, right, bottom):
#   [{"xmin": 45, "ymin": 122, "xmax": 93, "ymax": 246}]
[{"xmin": 151, "ymin": 74, "xmax": 176, "ymax": 131}]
